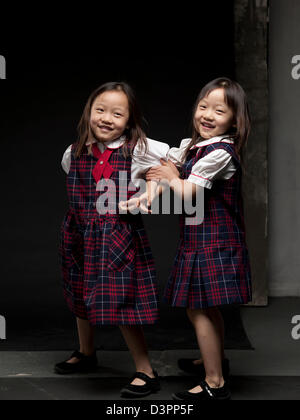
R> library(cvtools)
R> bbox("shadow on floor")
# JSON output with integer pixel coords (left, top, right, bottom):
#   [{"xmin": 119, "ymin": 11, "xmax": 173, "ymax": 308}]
[
  {"xmin": 0, "ymin": 375, "xmax": 299, "ymax": 400},
  {"xmin": 0, "ymin": 304, "xmax": 252, "ymax": 351}
]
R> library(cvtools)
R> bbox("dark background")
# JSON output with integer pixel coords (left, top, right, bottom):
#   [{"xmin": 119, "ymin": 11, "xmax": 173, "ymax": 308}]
[{"xmin": 0, "ymin": 4, "xmax": 251, "ymax": 350}]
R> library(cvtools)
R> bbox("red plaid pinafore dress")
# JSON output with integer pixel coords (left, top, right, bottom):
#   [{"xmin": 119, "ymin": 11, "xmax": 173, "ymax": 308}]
[
  {"xmin": 59, "ymin": 142, "xmax": 158, "ymax": 325},
  {"xmin": 164, "ymin": 142, "xmax": 252, "ymax": 309}
]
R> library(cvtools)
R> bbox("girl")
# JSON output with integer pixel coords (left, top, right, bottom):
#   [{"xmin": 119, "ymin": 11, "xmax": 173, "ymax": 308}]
[
  {"xmin": 146, "ymin": 77, "xmax": 252, "ymax": 401},
  {"xmin": 56, "ymin": 81, "xmax": 169, "ymax": 398}
]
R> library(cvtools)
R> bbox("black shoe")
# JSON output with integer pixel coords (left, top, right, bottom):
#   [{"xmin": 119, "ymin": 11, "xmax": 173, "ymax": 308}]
[
  {"xmin": 172, "ymin": 380, "xmax": 231, "ymax": 401},
  {"xmin": 54, "ymin": 350, "xmax": 98, "ymax": 374},
  {"xmin": 120, "ymin": 370, "xmax": 160, "ymax": 398},
  {"xmin": 177, "ymin": 358, "xmax": 230, "ymax": 380}
]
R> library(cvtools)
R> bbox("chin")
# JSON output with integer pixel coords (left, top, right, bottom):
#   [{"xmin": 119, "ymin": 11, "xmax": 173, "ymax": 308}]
[{"xmin": 199, "ymin": 132, "xmax": 211, "ymax": 139}]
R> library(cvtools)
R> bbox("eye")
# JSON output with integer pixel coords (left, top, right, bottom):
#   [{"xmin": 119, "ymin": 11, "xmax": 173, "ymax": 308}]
[
  {"xmin": 216, "ymin": 109, "xmax": 225, "ymax": 114},
  {"xmin": 96, "ymin": 108, "xmax": 104, "ymax": 112},
  {"xmin": 114, "ymin": 112, "xmax": 122, "ymax": 117},
  {"xmin": 199, "ymin": 104, "xmax": 206, "ymax": 109}
]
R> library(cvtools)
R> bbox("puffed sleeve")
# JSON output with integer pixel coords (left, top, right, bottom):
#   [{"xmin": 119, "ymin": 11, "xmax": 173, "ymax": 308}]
[
  {"xmin": 61, "ymin": 145, "xmax": 72, "ymax": 174},
  {"xmin": 187, "ymin": 149, "xmax": 237, "ymax": 189},
  {"xmin": 167, "ymin": 138, "xmax": 192, "ymax": 166},
  {"xmin": 131, "ymin": 138, "xmax": 170, "ymax": 187}
]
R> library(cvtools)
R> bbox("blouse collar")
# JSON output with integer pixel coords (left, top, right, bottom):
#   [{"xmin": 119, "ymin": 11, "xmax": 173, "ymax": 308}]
[
  {"xmin": 86, "ymin": 135, "xmax": 126, "ymax": 150},
  {"xmin": 191, "ymin": 135, "xmax": 234, "ymax": 149}
]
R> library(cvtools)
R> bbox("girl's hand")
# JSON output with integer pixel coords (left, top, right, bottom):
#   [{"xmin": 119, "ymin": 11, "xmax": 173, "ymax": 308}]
[
  {"xmin": 146, "ymin": 159, "xmax": 180, "ymax": 183},
  {"xmin": 138, "ymin": 191, "xmax": 153, "ymax": 213},
  {"xmin": 165, "ymin": 159, "xmax": 180, "ymax": 177},
  {"xmin": 119, "ymin": 197, "xmax": 141, "ymax": 212},
  {"xmin": 119, "ymin": 194, "xmax": 152, "ymax": 214}
]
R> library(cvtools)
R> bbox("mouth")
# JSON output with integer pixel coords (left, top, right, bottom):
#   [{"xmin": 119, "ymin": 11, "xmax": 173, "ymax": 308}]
[
  {"xmin": 98, "ymin": 125, "xmax": 114, "ymax": 132},
  {"xmin": 201, "ymin": 121, "xmax": 215, "ymax": 130}
]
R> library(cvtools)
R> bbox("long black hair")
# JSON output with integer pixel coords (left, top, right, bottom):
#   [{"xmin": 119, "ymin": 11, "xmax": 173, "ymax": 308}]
[
  {"xmin": 184, "ymin": 77, "xmax": 251, "ymax": 162},
  {"xmin": 75, "ymin": 81, "xmax": 147, "ymax": 158}
]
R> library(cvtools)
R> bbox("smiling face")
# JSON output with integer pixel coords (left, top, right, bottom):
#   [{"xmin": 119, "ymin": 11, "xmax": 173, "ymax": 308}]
[
  {"xmin": 194, "ymin": 88, "xmax": 235, "ymax": 140},
  {"xmin": 90, "ymin": 90, "xmax": 130, "ymax": 143}
]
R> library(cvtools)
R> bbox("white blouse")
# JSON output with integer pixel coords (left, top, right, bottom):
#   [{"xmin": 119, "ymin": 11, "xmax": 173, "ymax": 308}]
[
  {"xmin": 167, "ymin": 136, "xmax": 237, "ymax": 189},
  {"xmin": 61, "ymin": 136, "xmax": 127, "ymax": 174},
  {"xmin": 61, "ymin": 136, "xmax": 237, "ymax": 190},
  {"xmin": 131, "ymin": 138, "xmax": 170, "ymax": 187},
  {"xmin": 61, "ymin": 136, "xmax": 170, "ymax": 181}
]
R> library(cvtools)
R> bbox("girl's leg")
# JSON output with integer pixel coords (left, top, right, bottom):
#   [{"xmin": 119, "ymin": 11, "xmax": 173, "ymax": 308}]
[
  {"xmin": 119, "ymin": 325, "xmax": 155, "ymax": 385},
  {"xmin": 192, "ymin": 307, "xmax": 225, "ymax": 364},
  {"xmin": 187, "ymin": 308, "xmax": 224, "ymax": 391},
  {"xmin": 67, "ymin": 317, "xmax": 95, "ymax": 363},
  {"xmin": 207, "ymin": 307, "xmax": 225, "ymax": 360}
]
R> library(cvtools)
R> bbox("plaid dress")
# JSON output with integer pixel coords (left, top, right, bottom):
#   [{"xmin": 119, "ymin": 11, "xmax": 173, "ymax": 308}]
[
  {"xmin": 164, "ymin": 142, "xmax": 252, "ymax": 309},
  {"xmin": 60, "ymin": 142, "xmax": 158, "ymax": 325}
]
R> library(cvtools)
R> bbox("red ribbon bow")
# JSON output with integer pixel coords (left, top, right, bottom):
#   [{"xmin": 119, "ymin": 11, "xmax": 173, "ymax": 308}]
[{"xmin": 91, "ymin": 143, "xmax": 114, "ymax": 183}]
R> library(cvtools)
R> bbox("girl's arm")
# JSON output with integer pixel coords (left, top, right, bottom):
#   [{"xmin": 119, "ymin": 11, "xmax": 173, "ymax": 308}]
[
  {"xmin": 119, "ymin": 180, "xmax": 159, "ymax": 214},
  {"xmin": 146, "ymin": 159, "xmax": 201, "ymax": 200},
  {"xmin": 141, "ymin": 159, "xmax": 181, "ymax": 206},
  {"xmin": 131, "ymin": 138, "xmax": 170, "ymax": 189},
  {"xmin": 121, "ymin": 159, "xmax": 180, "ymax": 212},
  {"xmin": 61, "ymin": 145, "xmax": 72, "ymax": 174}
]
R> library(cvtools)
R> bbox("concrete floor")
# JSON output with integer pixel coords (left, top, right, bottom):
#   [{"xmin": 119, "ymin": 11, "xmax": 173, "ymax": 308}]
[{"xmin": 0, "ymin": 298, "xmax": 299, "ymax": 400}]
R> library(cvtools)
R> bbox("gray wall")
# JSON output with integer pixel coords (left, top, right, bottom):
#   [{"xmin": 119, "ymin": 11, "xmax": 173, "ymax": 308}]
[
  {"xmin": 235, "ymin": 0, "xmax": 269, "ymax": 305},
  {"xmin": 269, "ymin": 0, "xmax": 300, "ymax": 296}
]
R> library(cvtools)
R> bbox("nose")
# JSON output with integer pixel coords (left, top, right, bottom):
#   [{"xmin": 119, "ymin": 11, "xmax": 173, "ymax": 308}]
[
  {"xmin": 101, "ymin": 112, "xmax": 112, "ymax": 124},
  {"xmin": 203, "ymin": 108, "xmax": 214, "ymax": 120}
]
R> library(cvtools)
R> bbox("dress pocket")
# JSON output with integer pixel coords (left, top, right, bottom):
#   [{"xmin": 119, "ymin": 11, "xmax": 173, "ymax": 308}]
[
  {"xmin": 60, "ymin": 214, "xmax": 84, "ymax": 272},
  {"xmin": 107, "ymin": 226, "xmax": 135, "ymax": 272},
  {"xmin": 70, "ymin": 231, "xmax": 84, "ymax": 271}
]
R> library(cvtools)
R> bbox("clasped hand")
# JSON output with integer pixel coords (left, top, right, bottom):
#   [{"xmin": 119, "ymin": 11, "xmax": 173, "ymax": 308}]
[
  {"xmin": 146, "ymin": 159, "xmax": 179, "ymax": 183},
  {"xmin": 119, "ymin": 159, "xmax": 179, "ymax": 213}
]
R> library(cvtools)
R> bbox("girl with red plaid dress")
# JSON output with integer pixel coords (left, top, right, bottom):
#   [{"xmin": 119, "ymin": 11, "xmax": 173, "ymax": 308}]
[
  {"xmin": 146, "ymin": 77, "xmax": 252, "ymax": 401},
  {"xmin": 55, "ymin": 82, "xmax": 169, "ymax": 398}
]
